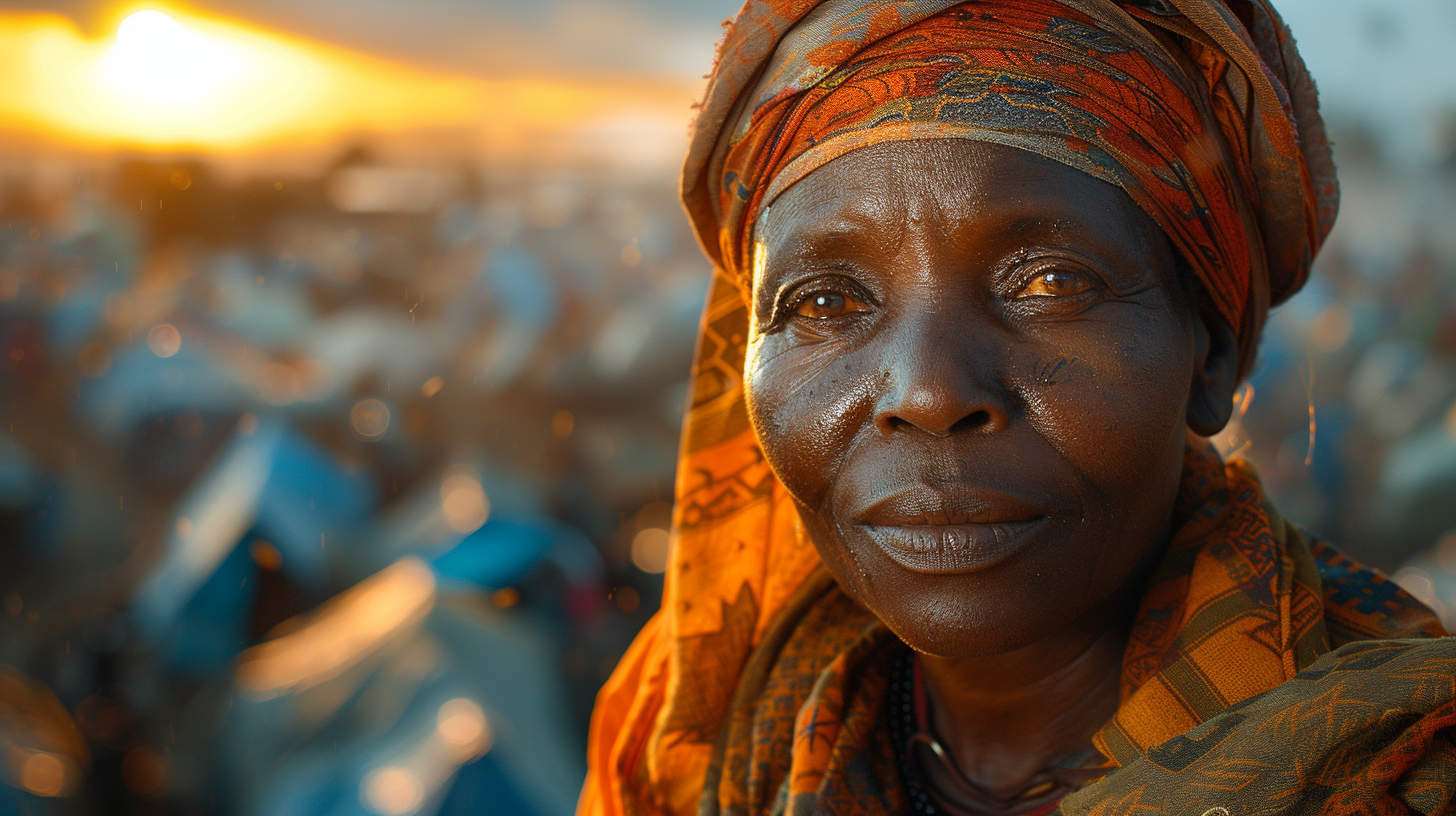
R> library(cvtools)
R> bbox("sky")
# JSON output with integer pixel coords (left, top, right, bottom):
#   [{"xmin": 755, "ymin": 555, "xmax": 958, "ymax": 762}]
[
  {"xmin": 1278, "ymin": 0, "xmax": 1456, "ymax": 161},
  {"xmin": 12, "ymin": 0, "xmax": 1451, "ymax": 89},
  {"xmin": 6, "ymin": 0, "xmax": 743, "ymax": 80},
  {"xmin": 2, "ymin": 0, "xmax": 1452, "ymax": 163},
  {"xmin": 0, "ymin": 0, "xmax": 728, "ymax": 164}
]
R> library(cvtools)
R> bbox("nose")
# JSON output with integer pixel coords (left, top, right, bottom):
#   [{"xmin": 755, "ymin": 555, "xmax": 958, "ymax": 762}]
[{"xmin": 872, "ymin": 315, "xmax": 1011, "ymax": 438}]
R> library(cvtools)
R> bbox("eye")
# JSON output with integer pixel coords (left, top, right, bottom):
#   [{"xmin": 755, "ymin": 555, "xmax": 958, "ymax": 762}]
[
  {"xmin": 794, "ymin": 290, "xmax": 871, "ymax": 320},
  {"xmin": 1018, "ymin": 269, "xmax": 1094, "ymax": 298}
]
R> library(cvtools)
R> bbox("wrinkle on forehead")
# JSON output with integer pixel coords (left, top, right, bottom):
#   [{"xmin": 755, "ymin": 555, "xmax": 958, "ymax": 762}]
[{"xmin": 753, "ymin": 140, "xmax": 1171, "ymax": 294}]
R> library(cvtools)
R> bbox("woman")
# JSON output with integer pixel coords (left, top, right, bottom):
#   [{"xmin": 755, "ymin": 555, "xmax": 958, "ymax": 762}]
[{"xmin": 582, "ymin": 1, "xmax": 1456, "ymax": 814}]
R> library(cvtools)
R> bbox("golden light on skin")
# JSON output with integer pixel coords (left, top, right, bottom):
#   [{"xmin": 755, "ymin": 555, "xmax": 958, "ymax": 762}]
[
  {"xmin": 0, "ymin": 7, "xmax": 698, "ymax": 155},
  {"xmin": 751, "ymin": 240, "xmax": 769, "ymax": 289}
]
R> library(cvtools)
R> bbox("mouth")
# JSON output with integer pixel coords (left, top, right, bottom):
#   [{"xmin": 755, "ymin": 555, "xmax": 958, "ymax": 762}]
[
  {"xmin": 861, "ymin": 518, "xmax": 1047, "ymax": 575},
  {"xmin": 855, "ymin": 489, "xmax": 1048, "ymax": 575}
]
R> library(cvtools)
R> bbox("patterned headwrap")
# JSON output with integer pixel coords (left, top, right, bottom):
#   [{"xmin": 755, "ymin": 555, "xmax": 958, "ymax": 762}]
[
  {"xmin": 576, "ymin": 5, "xmax": 1427, "ymax": 816},
  {"xmin": 681, "ymin": 0, "xmax": 1339, "ymax": 377}
]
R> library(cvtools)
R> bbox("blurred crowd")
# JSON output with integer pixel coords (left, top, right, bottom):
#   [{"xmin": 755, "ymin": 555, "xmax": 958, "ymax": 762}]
[
  {"xmin": 1, "ymin": 114, "xmax": 1454, "ymax": 816},
  {"xmin": 0, "ymin": 146, "xmax": 704, "ymax": 816},
  {"xmin": 1214, "ymin": 118, "xmax": 1456, "ymax": 616}
]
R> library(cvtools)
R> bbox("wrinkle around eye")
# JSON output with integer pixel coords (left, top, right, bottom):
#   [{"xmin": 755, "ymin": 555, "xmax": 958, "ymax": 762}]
[
  {"xmin": 762, "ymin": 270, "xmax": 878, "ymax": 332},
  {"xmin": 746, "ymin": 332, "xmax": 855, "ymax": 408}
]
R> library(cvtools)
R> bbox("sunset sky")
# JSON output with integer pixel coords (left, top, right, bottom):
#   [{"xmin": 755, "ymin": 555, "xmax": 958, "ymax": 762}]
[
  {"xmin": 3, "ymin": 0, "xmax": 738, "ymax": 80},
  {"xmin": 0, "ymin": 0, "xmax": 1451, "ymax": 164},
  {"xmin": 0, "ymin": 1, "xmax": 723, "ymax": 163}
]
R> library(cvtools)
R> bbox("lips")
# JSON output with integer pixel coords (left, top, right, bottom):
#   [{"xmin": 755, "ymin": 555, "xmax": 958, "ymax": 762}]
[{"xmin": 856, "ymin": 488, "xmax": 1048, "ymax": 575}]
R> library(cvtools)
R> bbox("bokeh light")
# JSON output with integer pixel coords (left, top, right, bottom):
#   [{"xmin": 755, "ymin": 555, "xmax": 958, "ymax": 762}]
[
  {"xmin": 440, "ymin": 465, "xmax": 489, "ymax": 534},
  {"xmin": 121, "ymin": 745, "xmax": 166, "ymax": 797},
  {"xmin": 435, "ymin": 698, "xmax": 491, "ymax": 759},
  {"xmin": 630, "ymin": 527, "xmax": 670, "ymax": 574},
  {"xmin": 235, "ymin": 558, "xmax": 436, "ymax": 698},
  {"xmin": 146, "ymin": 323, "xmax": 181, "ymax": 357},
  {"xmin": 361, "ymin": 766, "xmax": 424, "ymax": 816},
  {"xmin": 350, "ymin": 398, "xmax": 391, "ymax": 441},
  {"xmin": 18, "ymin": 752, "xmax": 67, "ymax": 797}
]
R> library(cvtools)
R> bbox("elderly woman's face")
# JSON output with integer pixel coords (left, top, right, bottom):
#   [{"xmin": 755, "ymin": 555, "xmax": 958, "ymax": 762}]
[{"xmin": 745, "ymin": 140, "xmax": 1230, "ymax": 658}]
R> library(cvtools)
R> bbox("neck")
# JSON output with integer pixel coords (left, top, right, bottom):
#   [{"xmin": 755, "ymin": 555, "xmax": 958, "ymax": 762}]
[{"xmin": 918, "ymin": 600, "xmax": 1131, "ymax": 798}]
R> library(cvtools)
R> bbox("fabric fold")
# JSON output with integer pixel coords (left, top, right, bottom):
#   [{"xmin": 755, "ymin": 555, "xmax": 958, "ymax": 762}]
[
  {"xmin": 681, "ymin": 0, "xmax": 1338, "ymax": 377},
  {"xmin": 583, "ymin": 432, "xmax": 1446, "ymax": 816},
  {"xmin": 579, "ymin": 3, "xmax": 1443, "ymax": 815}
]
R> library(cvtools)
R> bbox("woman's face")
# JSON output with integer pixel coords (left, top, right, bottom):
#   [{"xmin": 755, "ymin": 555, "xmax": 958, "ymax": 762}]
[{"xmin": 745, "ymin": 139, "xmax": 1234, "ymax": 658}]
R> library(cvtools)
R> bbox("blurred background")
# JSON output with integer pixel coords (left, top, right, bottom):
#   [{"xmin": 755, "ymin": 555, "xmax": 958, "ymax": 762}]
[{"xmin": 0, "ymin": 1, "xmax": 1453, "ymax": 814}]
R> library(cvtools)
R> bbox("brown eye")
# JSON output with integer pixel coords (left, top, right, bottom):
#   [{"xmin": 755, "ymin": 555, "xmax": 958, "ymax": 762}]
[
  {"xmin": 1020, "ymin": 269, "xmax": 1093, "ymax": 298},
  {"xmin": 794, "ymin": 291, "xmax": 869, "ymax": 319}
]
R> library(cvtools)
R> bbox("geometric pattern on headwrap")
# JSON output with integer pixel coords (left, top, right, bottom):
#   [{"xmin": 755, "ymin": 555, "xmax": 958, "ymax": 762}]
[
  {"xmin": 681, "ymin": 0, "xmax": 1339, "ymax": 379},
  {"xmin": 579, "ymin": 4, "xmax": 1355, "ymax": 816},
  {"xmin": 580, "ymin": 422, "xmax": 1450, "ymax": 816}
]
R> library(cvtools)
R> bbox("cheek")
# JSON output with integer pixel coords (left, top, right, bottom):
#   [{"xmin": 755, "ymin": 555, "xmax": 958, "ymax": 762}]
[
  {"xmin": 1018, "ymin": 309, "xmax": 1193, "ymax": 503},
  {"xmin": 744, "ymin": 334, "xmax": 878, "ymax": 510}
]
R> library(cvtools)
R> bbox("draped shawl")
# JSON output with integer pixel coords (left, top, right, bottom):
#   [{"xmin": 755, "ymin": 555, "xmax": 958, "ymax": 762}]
[{"xmin": 582, "ymin": 2, "xmax": 1453, "ymax": 815}]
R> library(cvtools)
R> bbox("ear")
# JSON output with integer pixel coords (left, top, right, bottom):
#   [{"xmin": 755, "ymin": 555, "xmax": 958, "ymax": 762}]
[{"xmin": 1187, "ymin": 306, "xmax": 1240, "ymax": 437}]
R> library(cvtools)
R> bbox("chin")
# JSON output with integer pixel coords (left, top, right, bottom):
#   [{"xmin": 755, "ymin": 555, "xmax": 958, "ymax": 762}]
[{"xmin": 837, "ymin": 551, "xmax": 1078, "ymax": 659}]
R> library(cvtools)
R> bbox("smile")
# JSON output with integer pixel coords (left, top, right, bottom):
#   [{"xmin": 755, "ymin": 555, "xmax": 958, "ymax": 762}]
[{"xmin": 861, "ymin": 518, "xmax": 1047, "ymax": 575}]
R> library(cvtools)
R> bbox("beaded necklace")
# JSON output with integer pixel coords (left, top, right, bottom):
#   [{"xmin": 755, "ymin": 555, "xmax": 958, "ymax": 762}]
[{"xmin": 889, "ymin": 651, "xmax": 1104, "ymax": 816}]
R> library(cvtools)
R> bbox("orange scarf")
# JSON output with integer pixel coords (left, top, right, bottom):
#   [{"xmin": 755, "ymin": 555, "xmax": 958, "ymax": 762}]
[
  {"xmin": 579, "ymin": 269, "xmax": 1444, "ymax": 816},
  {"xmin": 681, "ymin": 0, "xmax": 1339, "ymax": 377},
  {"xmin": 582, "ymin": 2, "xmax": 1445, "ymax": 814}
]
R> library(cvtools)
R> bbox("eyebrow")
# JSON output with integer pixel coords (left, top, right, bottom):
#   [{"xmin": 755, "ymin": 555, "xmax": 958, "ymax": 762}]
[
  {"xmin": 1002, "ymin": 216, "xmax": 1057, "ymax": 236},
  {"xmin": 759, "ymin": 224, "xmax": 880, "ymax": 276},
  {"xmin": 770, "ymin": 212, "xmax": 1065, "ymax": 255}
]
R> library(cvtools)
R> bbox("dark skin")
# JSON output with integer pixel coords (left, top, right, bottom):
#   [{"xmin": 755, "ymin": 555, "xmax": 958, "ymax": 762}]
[{"xmin": 743, "ymin": 140, "xmax": 1240, "ymax": 796}]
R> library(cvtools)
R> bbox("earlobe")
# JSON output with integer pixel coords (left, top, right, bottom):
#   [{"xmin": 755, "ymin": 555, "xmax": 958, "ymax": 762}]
[{"xmin": 1186, "ymin": 309, "xmax": 1240, "ymax": 437}]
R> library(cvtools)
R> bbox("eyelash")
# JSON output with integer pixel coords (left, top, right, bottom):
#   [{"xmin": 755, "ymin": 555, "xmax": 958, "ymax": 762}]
[
  {"xmin": 768, "ymin": 260, "xmax": 1106, "ymax": 328},
  {"xmin": 775, "ymin": 275, "xmax": 875, "ymax": 326},
  {"xmin": 1008, "ymin": 261, "xmax": 1105, "ymax": 299}
]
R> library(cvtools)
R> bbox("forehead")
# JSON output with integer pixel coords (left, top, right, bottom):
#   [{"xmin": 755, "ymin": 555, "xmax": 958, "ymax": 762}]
[{"xmin": 756, "ymin": 139, "xmax": 1162, "ymax": 257}]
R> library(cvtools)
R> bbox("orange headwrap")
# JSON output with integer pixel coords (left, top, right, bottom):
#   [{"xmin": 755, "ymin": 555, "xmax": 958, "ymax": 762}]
[
  {"xmin": 581, "ymin": 4, "xmax": 1377, "ymax": 816},
  {"xmin": 682, "ymin": 0, "xmax": 1338, "ymax": 377}
]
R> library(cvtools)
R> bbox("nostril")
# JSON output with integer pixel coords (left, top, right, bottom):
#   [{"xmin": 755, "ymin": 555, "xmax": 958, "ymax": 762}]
[
  {"xmin": 949, "ymin": 410, "xmax": 991, "ymax": 434},
  {"xmin": 879, "ymin": 409, "xmax": 992, "ymax": 437},
  {"xmin": 884, "ymin": 416, "xmax": 913, "ymax": 434}
]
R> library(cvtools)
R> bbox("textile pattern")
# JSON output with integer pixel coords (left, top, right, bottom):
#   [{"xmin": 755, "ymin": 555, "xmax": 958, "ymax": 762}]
[
  {"xmin": 582, "ymin": 425, "xmax": 1448, "ymax": 816},
  {"xmin": 680, "ymin": 0, "xmax": 1339, "ymax": 378},
  {"xmin": 576, "ymin": 3, "xmax": 1446, "ymax": 816}
]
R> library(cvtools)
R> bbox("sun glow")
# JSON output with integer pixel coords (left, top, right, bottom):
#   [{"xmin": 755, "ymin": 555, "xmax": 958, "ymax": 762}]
[
  {"xmin": 98, "ymin": 11, "xmax": 248, "ymax": 106},
  {"xmin": 1, "ymin": 6, "xmax": 488, "ymax": 147},
  {"xmin": 0, "ymin": 5, "xmax": 695, "ymax": 160}
]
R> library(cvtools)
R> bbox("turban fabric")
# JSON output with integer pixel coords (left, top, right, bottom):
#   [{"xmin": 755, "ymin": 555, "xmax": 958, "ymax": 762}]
[
  {"xmin": 682, "ymin": 0, "xmax": 1340, "ymax": 377},
  {"xmin": 580, "ymin": 4, "xmax": 1453, "ymax": 816}
]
